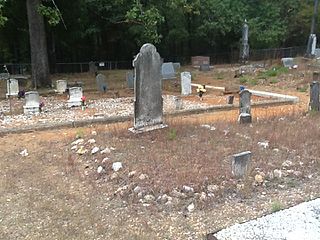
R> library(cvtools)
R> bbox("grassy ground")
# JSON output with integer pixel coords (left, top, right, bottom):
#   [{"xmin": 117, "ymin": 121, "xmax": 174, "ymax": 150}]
[{"xmin": 1, "ymin": 59, "xmax": 320, "ymax": 239}]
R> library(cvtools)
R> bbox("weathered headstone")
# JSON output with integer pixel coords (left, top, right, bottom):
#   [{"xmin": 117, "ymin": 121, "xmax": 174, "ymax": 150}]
[
  {"xmin": 311, "ymin": 34, "xmax": 317, "ymax": 56},
  {"xmin": 227, "ymin": 95, "xmax": 234, "ymax": 104},
  {"xmin": 191, "ymin": 56, "xmax": 210, "ymax": 67},
  {"xmin": 130, "ymin": 43, "xmax": 167, "ymax": 132},
  {"xmin": 315, "ymin": 48, "xmax": 320, "ymax": 58},
  {"xmin": 240, "ymin": 19, "xmax": 250, "ymax": 62},
  {"xmin": 6, "ymin": 78, "xmax": 19, "ymax": 97},
  {"xmin": 181, "ymin": 72, "xmax": 192, "ymax": 95},
  {"xmin": 56, "ymin": 80, "xmax": 67, "ymax": 94},
  {"xmin": 231, "ymin": 151, "xmax": 251, "ymax": 178},
  {"xmin": 126, "ymin": 71, "xmax": 134, "ymax": 89},
  {"xmin": 95, "ymin": 73, "xmax": 107, "ymax": 92},
  {"xmin": 200, "ymin": 64, "xmax": 210, "ymax": 71},
  {"xmin": 239, "ymin": 89, "xmax": 252, "ymax": 124},
  {"xmin": 0, "ymin": 72, "xmax": 9, "ymax": 80},
  {"xmin": 281, "ymin": 58, "xmax": 294, "ymax": 68},
  {"xmin": 23, "ymin": 91, "xmax": 40, "ymax": 114},
  {"xmin": 174, "ymin": 96, "xmax": 183, "ymax": 110},
  {"xmin": 67, "ymin": 87, "xmax": 83, "ymax": 107},
  {"xmin": 89, "ymin": 61, "xmax": 97, "ymax": 73},
  {"xmin": 162, "ymin": 62, "xmax": 176, "ymax": 79},
  {"xmin": 309, "ymin": 81, "xmax": 320, "ymax": 111}
]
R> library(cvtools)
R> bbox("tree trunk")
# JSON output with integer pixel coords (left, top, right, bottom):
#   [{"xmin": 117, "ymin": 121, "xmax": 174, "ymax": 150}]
[{"xmin": 26, "ymin": 0, "xmax": 50, "ymax": 88}]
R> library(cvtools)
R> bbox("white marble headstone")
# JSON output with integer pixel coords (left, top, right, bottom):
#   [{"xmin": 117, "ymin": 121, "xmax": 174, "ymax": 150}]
[
  {"xmin": 6, "ymin": 78, "xmax": 19, "ymax": 97},
  {"xmin": 23, "ymin": 91, "xmax": 40, "ymax": 114},
  {"xmin": 56, "ymin": 80, "xmax": 67, "ymax": 94},
  {"xmin": 181, "ymin": 72, "xmax": 192, "ymax": 95},
  {"xmin": 67, "ymin": 87, "xmax": 83, "ymax": 107}
]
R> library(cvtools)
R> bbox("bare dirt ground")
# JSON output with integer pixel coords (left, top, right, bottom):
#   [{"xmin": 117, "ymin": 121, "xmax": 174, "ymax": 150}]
[{"xmin": 1, "ymin": 60, "xmax": 320, "ymax": 239}]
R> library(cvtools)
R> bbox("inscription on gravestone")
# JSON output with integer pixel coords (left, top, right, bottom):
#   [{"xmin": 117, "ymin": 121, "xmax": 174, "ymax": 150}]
[{"xmin": 130, "ymin": 43, "xmax": 167, "ymax": 132}]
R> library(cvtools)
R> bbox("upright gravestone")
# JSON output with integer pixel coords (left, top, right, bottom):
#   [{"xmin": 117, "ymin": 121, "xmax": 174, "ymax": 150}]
[
  {"xmin": 56, "ymin": 80, "xmax": 67, "ymax": 94},
  {"xmin": 309, "ymin": 81, "xmax": 320, "ymax": 111},
  {"xmin": 281, "ymin": 58, "xmax": 294, "ymax": 68},
  {"xmin": 23, "ymin": 91, "xmax": 40, "ymax": 114},
  {"xmin": 231, "ymin": 151, "xmax": 251, "ymax": 178},
  {"xmin": 67, "ymin": 87, "xmax": 83, "ymax": 107},
  {"xmin": 181, "ymin": 72, "xmax": 192, "ymax": 95},
  {"xmin": 6, "ymin": 78, "xmax": 19, "ymax": 97},
  {"xmin": 239, "ymin": 89, "xmax": 252, "ymax": 124},
  {"xmin": 95, "ymin": 73, "xmax": 107, "ymax": 92},
  {"xmin": 311, "ymin": 34, "xmax": 317, "ymax": 56},
  {"xmin": 174, "ymin": 96, "xmax": 183, "ymax": 110},
  {"xmin": 130, "ymin": 43, "xmax": 167, "ymax": 132},
  {"xmin": 162, "ymin": 62, "xmax": 176, "ymax": 79},
  {"xmin": 191, "ymin": 56, "xmax": 210, "ymax": 67},
  {"xmin": 240, "ymin": 19, "xmax": 250, "ymax": 62},
  {"xmin": 173, "ymin": 62, "xmax": 181, "ymax": 71},
  {"xmin": 89, "ymin": 61, "xmax": 97, "ymax": 74},
  {"xmin": 200, "ymin": 64, "xmax": 210, "ymax": 71},
  {"xmin": 126, "ymin": 71, "xmax": 134, "ymax": 89}
]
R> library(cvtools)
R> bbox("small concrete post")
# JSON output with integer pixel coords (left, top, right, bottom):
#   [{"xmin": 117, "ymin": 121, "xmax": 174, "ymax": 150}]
[
  {"xmin": 239, "ymin": 90, "xmax": 252, "ymax": 124},
  {"xmin": 231, "ymin": 151, "xmax": 251, "ymax": 178}
]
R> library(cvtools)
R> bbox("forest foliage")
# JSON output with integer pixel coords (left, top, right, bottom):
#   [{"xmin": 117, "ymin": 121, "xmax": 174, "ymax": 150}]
[{"xmin": 0, "ymin": 0, "xmax": 317, "ymax": 63}]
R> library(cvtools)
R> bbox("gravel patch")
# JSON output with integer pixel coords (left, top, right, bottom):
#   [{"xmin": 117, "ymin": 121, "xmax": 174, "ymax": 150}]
[{"xmin": 215, "ymin": 198, "xmax": 320, "ymax": 240}]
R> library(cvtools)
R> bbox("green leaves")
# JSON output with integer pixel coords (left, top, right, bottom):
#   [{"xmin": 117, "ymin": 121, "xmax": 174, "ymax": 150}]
[
  {"xmin": 0, "ymin": 0, "xmax": 8, "ymax": 27},
  {"xmin": 37, "ymin": 4, "xmax": 60, "ymax": 26}
]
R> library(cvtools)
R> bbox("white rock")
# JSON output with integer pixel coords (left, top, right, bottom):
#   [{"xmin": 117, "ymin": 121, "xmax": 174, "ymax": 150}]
[
  {"xmin": 70, "ymin": 145, "xmax": 77, "ymax": 151},
  {"xmin": 282, "ymin": 160, "xmax": 293, "ymax": 168},
  {"xmin": 100, "ymin": 147, "xmax": 111, "ymax": 154},
  {"xmin": 112, "ymin": 162, "xmax": 123, "ymax": 172},
  {"xmin": 76, "ymin": 146, "xmax": 88, "ymax": 155},
  {"xmin": 128, "ymin": 171, "xmax": 136, "ymax": 178},
  {"xmin": 102, "ymin": 157, "xmax": 109, "ymax": 163},
  {"xmin": 91, "ymin": 146, "xmax": 100, "ymax": 154},
  {"xmin": 110, "ymin": 172, "xmax": 118, "ymax": 180},
  {"xmin": 274, "ymin": 169, "xmax": 282, "ymax": 178},
  {"xmin": 258, "ymin": 141, "xmax": 269, "ymax": 149},
  {"xmin": 200, "ymin": 192, "xmax": 207, "ymax": 201},
  {"xmin": 71, "ymin": 139, "xmax": 84, "ymax": 145},
  {"xmin": 144, "ymin": 194, "xmax": 155, "ymax": 202},
  {"xmin": 20, "ymin": 149, "xmax": 28, "ymax": 157},
  {"xmin": 139, "ymin": 173, "xmax": 148, "ymax": 180},
  {"xmin": 91, "ymin": 130, "xmax": 97, "ymax": 135},
  {"xmin": 207, "ymin": 184, "xmax": 219, "ymax": 192},
  {"xmin": 187, "ymin": 203, "xmax": 195, "ymax": 212},
  {"xmin": 97, "ymin": 166, "xmax": 104, "ymax": 174},
  {"xmin": 183, "ymin": 185, "xmax": 194, "ymax": 193},
  {"xmin": 133, "ymin": 186, "xmax": 142, "ymax": 194},
  {"xmin": 87, "ymin": 139, "xmax": 96, "ymax": 144}
]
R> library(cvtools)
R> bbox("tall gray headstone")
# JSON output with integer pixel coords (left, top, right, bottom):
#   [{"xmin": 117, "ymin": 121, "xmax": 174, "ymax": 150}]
[
  {"xmin": 67, "ymin": 87, "xmax": 83, "ymax": 107},
  {"xmin": 126, "ymin": 71, "xmax": 134, "ymax": 89},
  {"xmin": 310, "ymin": 81, "xmax": 320, "ymax": 111},
  {"xmin": 95, "ymin": 73, "xmax": 107, "ymax": 92},
  {"xmin": 181, "ymin": 72, "xmax": 192, "ymax": 95},
  {"xmin": 56, "ymin": 80, "xmax": 67, "ymax": 94},
  {"xmin": 6, "ymin": 78, "xmax": 19, "ymax": 97},
  {"xmin": 231, "ymin": 151, "xmax": 251, "ymax": 178},
  {"xmin": 239, "ymin": 89, "xmax": 252, "ymax": 124},
  {"xmin": 23, "ymin": 91, "xmax": 40, "ymax": 114},
  {"xmin": 240, "ymin": 20, "xmax": 250, "ymax": 62},
  {"xmin": 130, "ymin": 43, "xmax": 167, "ymax": 132},
  {"xmin": 162, "ymin": 62, "xmax": 176, "ymax": 79},
  {"xmin": 311, "ymin": 34, "xmax": 317, "ymax": 56}
]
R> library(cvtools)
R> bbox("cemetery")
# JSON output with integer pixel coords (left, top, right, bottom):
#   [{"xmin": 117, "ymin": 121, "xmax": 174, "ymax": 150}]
[{"xmin": 1, "ymin": 1, "xmax": 320, "ymax": 239}]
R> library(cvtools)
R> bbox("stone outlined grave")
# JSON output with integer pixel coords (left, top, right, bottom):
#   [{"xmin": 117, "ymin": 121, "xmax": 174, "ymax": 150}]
[
  {"xmin": 23, "ymin": 91, "xmax": 40, "ymax": 114},
  {"xmin": 129, "ymin": 43, "xmax": 167, "ymax": 133}
]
